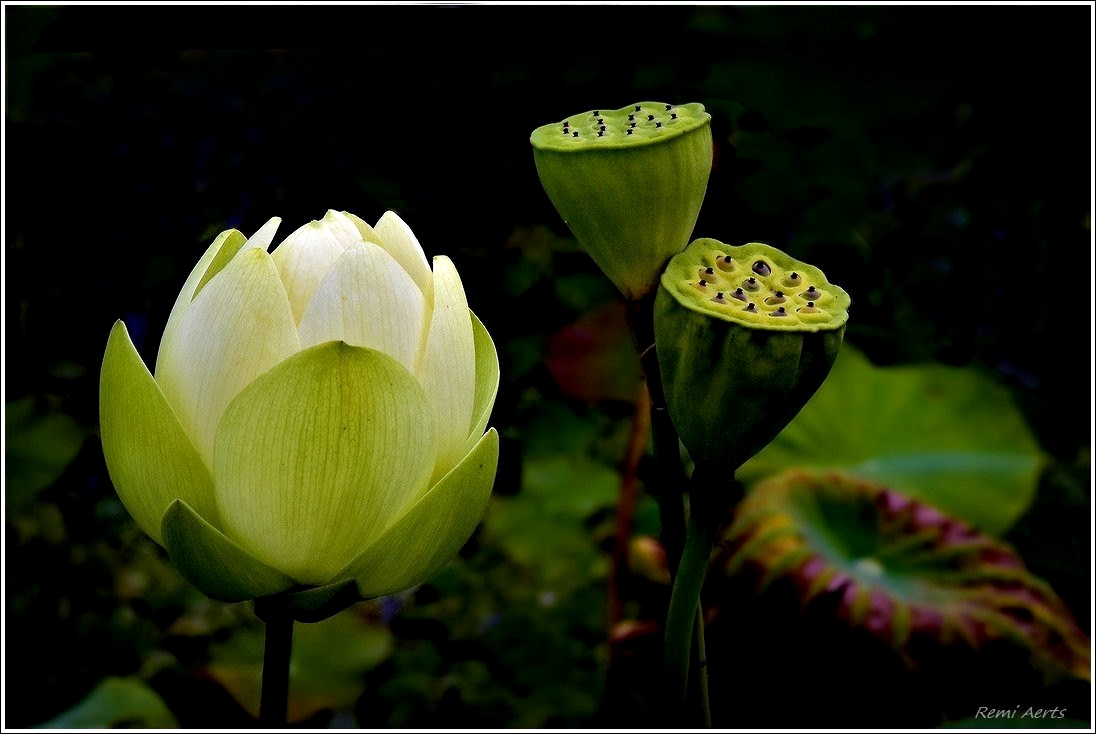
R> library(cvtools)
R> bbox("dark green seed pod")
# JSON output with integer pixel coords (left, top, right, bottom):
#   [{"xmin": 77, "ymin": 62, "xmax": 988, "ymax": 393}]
[
  {"xmin": 654, "ymin": 239, "xmax": 851, "ymax": 468},
  {"xmin": 530, "ymin": 101, "xmax": 713, "ymax": 301}
]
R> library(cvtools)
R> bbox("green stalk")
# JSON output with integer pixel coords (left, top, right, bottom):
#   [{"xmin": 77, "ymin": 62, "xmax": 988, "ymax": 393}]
[
  {"xmin": 693, "ymin": 604, "xmax": 711, "ymax": 728},
  {"xmin": 254, "ymin": 597, "xmax": 294, "ymax": 727},
  {"xmin": 662, "ymin": 500, "xmax": 715, "ymax": 723},
  {"xmin": 627, "ymin": 295, "xmax": 686, "ymax": 575}
]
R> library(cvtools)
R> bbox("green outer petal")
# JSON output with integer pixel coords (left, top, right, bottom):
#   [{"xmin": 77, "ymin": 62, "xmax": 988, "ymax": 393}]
[
  {"xmin": 270, "ymin": 212, "xmax": 356, "ymax": 324},
  {"xmin": 337, "ymin": 428, "xmax": 499, "ymax": 599},
  {"xmin": 297, "ymin": 242, "xmax": 426, "ymax": 373},
  {"xmin": 277, "ymin": 580, "xmax": 362, "ymax": 624},
  {"xmin": 416, "ymin": 256, "xmax": 476, "ymax": 483},
  {"xmin": 100, "ymin": 321, "xmax": 218, "ymax": 545},
  {"xmin": 214, "ymin": 342, "xmax": 437, "ymax": 585},
  {"xmin": 466, "ymin": 310, "xmax": 500, "ymax": 452},
  {"xmin": 154, "ymin": 247, "xmax": 300, "ymax": 467},
  {"xmin": 162, "ymin": 499, "xmax": 296, "ymax": 602}
]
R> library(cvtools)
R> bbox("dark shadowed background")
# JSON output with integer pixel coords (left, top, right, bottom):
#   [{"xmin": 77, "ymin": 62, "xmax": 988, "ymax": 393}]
[{"xmin": 4, "ymin": 4, "xmax": 1091, "ymax": 728}]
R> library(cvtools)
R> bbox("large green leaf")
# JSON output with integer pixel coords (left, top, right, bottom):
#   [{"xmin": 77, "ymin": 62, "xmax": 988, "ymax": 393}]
[
  {"xmin": 37, "ymin": 677, "xmax": 177, "ymax": 728},
  {"xmin": 738, "ymin": 345, "xmax": 1043, "ymax": 535}
]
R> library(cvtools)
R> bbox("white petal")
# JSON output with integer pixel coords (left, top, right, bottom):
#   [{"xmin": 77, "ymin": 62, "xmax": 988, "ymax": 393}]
[
  {"xmin": 244, "ymin": 216, "xmax": 282, "ymax": 253},
  {"xmin": 157, "ymin": 229, "xmax": 247, "ymax": 376},
  {"xmin": 370, "ymin": 211, "xmax": 433, "ymax": 296},
  {"xmin": 154, "ymin": 247, "xmax": 300, "ymax": 467},
  {"xmin": 297, "ymin": 242, "xmax": 426, "ymax": 372},
  {"xmin": 271, "ymin": 211, "xmax": 358, "ymax": 324},
  {"xmin": 416, "ymin": 256, "xmax": 476, "ymax": 481},
  {"xmin": 338, "ymin": 210, "xmax": 379, "ymax": 246},
  {"xmin": 318, "ymin": 209, "xmax": 367, "ymax": 248}
]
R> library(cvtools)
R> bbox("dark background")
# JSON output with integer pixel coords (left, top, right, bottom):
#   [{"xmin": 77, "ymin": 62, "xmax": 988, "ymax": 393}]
[{"xmin": 4, "ymin": 4, "xmax": 1092, "ymax": 728}]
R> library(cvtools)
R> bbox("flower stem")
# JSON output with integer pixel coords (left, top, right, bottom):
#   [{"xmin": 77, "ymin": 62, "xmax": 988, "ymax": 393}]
[
  {"xmin": 662, "ymin": 498, "xmax": 715, "ymax": 724},
  {"xmin": 254, "ymin": 597, "xmax": 294, "ymax": 727}
]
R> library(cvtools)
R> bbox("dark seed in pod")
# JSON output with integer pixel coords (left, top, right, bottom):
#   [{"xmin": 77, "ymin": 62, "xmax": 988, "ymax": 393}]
[
  {"xmin": 752, "ymin": 260, "xmax": 772, "ymax": 277},
  {"xmin": 731, "ymin": 288, "xmax": 748, "ymax": 302}
]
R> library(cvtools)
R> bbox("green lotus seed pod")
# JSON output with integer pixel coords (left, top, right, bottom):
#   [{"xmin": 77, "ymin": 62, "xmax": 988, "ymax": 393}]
[
  {"xmin": 531, "ymin": 101, "xmax": 713, "ymax": 301},
  {"xmin": 654, "ymin": 238, "xmax": 851, "ymax": 469}
]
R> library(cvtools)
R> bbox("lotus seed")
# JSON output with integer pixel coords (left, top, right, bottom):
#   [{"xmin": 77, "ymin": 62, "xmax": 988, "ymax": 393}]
[
  {"xmin": 665, "ymin": 104, "xmax": 672, "ymax": 110},
  {"xmin": 716, "ymin": 255, "xmax": 736, "ymax": 273},
  {"xmin": 712, "ymin": 292, "xmax": 726, "ymax": 304},
  {"xmin": 783, "ymin": 272, "xmax": 802, "ymax": 287},
  {"xmin": 770, "ymin": 307, "xmax": 788, "ymax": 317},
  {"xmin": 671, "ymin": 113, "xmax": 678, "ymax": 119},
  {"xmin": 752, "ymin": 260, "xmax": 772, "ymax": 277},
  {"xmin": 648, "ymin": 114, "xmax": 655, "ymax": 121},
  {"xmin": 765, "ymin": 292, "xmax": 786, "ymax": 305},
  {"xmin": 743, "ymin": 277, "xmax": 760, "ymax": 292},
  {"xmin": 635, "ymin": 105, "xmax": 641, "ymax": 111},
  {"xmin": 731, "ymin": 288, "xmax": 748, "ymax": 302},
  {"xmin": 805, "ymin": 286, "xmax": 821, "ymax": 299},
  {"xmin": 744, "ymin": 303, "xmax": 758, "ymax": 312}
]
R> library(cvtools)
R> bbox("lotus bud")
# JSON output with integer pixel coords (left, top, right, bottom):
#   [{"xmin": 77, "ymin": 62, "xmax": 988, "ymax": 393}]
[
  {"xmin": 654, "ymin": 238, "xmax": 850, "ymax": 470},
  {"xmin": 530, "ymin": 101, "xmax": 713, "ymax": 301},
  {"xmin": 99, "ymin": 210, "xmax": 500, "ymax": 618}
]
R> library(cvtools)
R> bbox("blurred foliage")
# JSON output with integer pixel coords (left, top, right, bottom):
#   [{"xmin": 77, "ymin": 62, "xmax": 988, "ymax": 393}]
[
  {"xmin": 36, "ymin": 677, "xmax": 178, "ymax": 729},
  {"xmin": 739, "ymin": 345, "xmax": 1045, "ymax": 536},
  {"xmin": 4, "ymin": 4, "xmax": 1090, "ymax": 729}
]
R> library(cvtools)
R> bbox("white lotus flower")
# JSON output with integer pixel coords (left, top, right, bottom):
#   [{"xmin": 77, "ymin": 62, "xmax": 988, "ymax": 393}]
[{"xmin": 100, "ymin": 210, "xmax": 499, "ymax": 608}]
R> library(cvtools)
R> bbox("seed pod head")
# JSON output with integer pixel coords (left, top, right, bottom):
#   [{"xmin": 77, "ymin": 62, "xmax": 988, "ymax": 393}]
[
  {"xmin": 654, "ymin": 239, "xmax": 850, "ymax": 468},
  {"xmin": 531, "ymin": 102, "xmax": 713, "ymax": 301}
]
